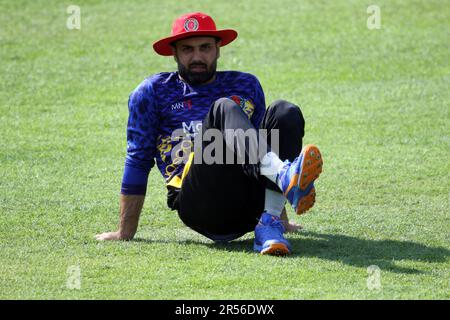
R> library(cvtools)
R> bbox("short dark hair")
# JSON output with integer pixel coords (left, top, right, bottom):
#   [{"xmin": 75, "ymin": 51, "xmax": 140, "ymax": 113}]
[{"xmin": 170, "ymin": 36, "xmax": 221, "ymax": 48}]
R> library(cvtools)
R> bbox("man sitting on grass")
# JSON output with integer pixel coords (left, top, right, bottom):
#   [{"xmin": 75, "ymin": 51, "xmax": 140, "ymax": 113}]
[{"xmin": 95, "ymin": 12, "xmax": 323, "ymax": 255}]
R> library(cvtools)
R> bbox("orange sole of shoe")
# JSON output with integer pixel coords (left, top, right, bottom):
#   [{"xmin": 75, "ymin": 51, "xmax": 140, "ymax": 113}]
[
  {"xmin": 284, "ymin": 145, "xmax": 323, "ymax": 196},
  {"xmin": 296, "ymin": 187, "xmax": 316, "ymax": 215},
  {"xmin": 260, "ymin": 243, "xmax": 290, "ymax": 256},
  {"xmin": 297, "ymin": 144, "xmax": 323, "ymax": 190}
]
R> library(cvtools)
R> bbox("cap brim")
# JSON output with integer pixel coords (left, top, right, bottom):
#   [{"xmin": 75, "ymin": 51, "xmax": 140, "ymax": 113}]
[{"xmin": 153, "ymin": 29, "xmax": 238, "ymax": 56}]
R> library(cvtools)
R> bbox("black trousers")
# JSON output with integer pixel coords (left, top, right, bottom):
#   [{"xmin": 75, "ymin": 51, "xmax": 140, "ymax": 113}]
[{"xmin": 171, "ymin": 98, "xmax": 305, "ymax": 241}]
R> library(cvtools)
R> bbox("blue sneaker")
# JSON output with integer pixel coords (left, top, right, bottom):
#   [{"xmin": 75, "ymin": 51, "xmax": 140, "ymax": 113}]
[
  {"xmin": 254, "ymin": 212, "xmax": 291, "ymax": 255},
  {"xmin": 278, "ymin": 144, "xmax": 323, "ymax": 215}
]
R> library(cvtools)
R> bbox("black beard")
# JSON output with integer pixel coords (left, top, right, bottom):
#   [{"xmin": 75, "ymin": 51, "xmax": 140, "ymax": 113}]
[{"xmin": 177, "ymin": 59, "xmax": 217, "ymax": 86}]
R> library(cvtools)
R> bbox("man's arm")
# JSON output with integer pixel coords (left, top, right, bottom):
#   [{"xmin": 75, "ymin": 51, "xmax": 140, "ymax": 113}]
[
  {"xmin": 95, "ymin": 194, "xmax": 145, "ymax": 241},
  {"xmin": 96, "ymin": 79, "xmax": 158, "ymax": 241}
]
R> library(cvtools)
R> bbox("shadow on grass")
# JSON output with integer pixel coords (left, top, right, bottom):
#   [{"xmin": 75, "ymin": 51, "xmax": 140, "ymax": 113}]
[
  {"xmin": 134, "ymin": 231, "xmax": 450, "ymax": 274},
  {"xmin": 291, "ymin": 231, "xmax": 449, "ymax": 274}
]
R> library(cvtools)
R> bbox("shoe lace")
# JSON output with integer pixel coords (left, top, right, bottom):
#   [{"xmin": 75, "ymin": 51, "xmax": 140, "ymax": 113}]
[{"xmin": 258, "ymin": 217, "xmax": 286, "ymax": 236}]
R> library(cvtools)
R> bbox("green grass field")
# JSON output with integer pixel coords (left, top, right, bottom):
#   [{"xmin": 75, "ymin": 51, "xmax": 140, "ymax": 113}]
[{"xmin": 0, "ymin": 0, "xmax": 449, "ymax": 299}]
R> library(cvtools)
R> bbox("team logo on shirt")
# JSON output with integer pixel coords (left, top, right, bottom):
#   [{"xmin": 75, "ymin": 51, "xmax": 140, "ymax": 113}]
[
  {"xmin": 229, "ymin": 95, "xmax": 255, "ymax": 119},
  {"xmin": 171, "ymin": 99, "xmax": 192, "ymax": 111},
  {"xmin": 184, "ymin": 18, "xmax": 199, "ymax": 32}
]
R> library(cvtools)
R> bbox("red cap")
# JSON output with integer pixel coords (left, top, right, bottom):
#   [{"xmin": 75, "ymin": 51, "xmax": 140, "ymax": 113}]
[{"xmin": 153, "ymin": 12, "xmax": 238, "ymax": 56}]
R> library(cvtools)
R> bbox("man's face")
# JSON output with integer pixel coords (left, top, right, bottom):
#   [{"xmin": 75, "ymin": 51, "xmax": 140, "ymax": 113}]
[{"xmin": 173, "ymin": 36, "xmax": 221, "ymax": 85}]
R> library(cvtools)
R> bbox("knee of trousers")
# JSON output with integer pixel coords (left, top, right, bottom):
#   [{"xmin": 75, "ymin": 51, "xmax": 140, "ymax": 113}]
[
  {"xmin": 212, "ymin": 97, "xmax": 242, "ymax": 114},
  {"xmin": 266, "ymin": 99, "xmax": 305, "ymax": 135},
  {"xmin": 206, "ymin": 97, "xmax": 246, "ymax": 129}
]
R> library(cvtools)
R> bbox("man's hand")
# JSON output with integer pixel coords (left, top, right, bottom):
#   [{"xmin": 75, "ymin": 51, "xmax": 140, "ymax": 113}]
[
  {"xmin": 94, "ymin": 231, "xmax": 123, "ymax": 241},
  {"xmin": 283, "ymin": 220, "xmax": 303, "ymax": 233},
  {"xmin": 95, "ymin": 194, "xmax": 145, "ymax": 241},
  {"xmin": 280, "ymin": 207, "xmax": 303, "ymax": 233}
]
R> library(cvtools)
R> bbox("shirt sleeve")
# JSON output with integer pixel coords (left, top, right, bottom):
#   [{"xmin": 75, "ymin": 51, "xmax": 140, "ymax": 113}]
[
  {"xmin": 250, "ymin": 76, "xmax": 266, "ymax": 128},
  {"xmin": 121, "ymin": 79, "xmax": 158, "ymax": 195}
]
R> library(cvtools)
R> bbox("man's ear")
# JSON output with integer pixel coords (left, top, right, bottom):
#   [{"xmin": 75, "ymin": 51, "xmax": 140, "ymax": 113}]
[
  {"xmin": 171, "ymin": 46, "xmax": 177, "ymax": 61},
  {"xmin": 216, "ymin": 40, "xmax": 221, "ymax": 59}
]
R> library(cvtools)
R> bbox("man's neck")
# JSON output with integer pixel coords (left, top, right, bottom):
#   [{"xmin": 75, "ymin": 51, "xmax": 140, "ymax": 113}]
[{"xmin": 178, "ymin": 73, "xmax": 217, "ymax": 86}]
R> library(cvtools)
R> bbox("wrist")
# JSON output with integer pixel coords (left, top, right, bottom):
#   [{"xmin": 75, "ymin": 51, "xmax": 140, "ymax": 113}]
[{"xmin": 119, "ymin": 230, "xmax": 135, "ymax": 240}]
